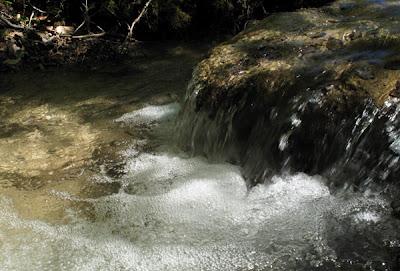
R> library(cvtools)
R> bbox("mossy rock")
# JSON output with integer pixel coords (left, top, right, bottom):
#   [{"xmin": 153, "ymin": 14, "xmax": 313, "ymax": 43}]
[
  {"xmin": 182, "ymin": 0, "xmax": 400, "ymax": 188},
  {"xmin": 195, "ymin": 0, "xmax": 400, "ymax": 111}
]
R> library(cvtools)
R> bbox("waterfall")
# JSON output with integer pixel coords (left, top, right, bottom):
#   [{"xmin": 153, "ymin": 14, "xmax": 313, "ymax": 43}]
[{"xmin": 178, "ymin": 69, "xmax": 400, "ymax": 193}]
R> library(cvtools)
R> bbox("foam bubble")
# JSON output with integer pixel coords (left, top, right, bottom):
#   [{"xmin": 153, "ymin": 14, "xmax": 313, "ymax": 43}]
[
  {"xmin": 115, "ymin": 103, "xmax": 180, "ymax": 125},
  {"xmin": 0, "ymin": 103, "xmax": 397, "ymax": 271},
  {"xmin": 353, "ymin": 211, "xmax": 381, "ymax": 223},
  {"xmin": 1, "ymin": 155, "xmax": 391, "ymax": 271}
]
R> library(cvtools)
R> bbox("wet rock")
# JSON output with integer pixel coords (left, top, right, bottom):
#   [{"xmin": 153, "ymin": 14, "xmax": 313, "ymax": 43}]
[
  {"xmin": 390, "ymin": 81, "xmax": 400, "ymax": 98},
  {"xmin": 354, "ymin": 66, "xmax": 375, "ymax": 80},
  {"xmin": 308, "ymin": 32, "xmax": 326, "ymax": 39},
  {"xmin": 180, "ymin": 0, "xmax": 400, "ymax": 188},
  {"xmin": 6, "ymin": 40, "xmax": 22, "ymax": 58},
  {"xmin": 326, "ymin": 37, "xmax": 344, "ymax": 50},
  {"xmin": 343, "ymin": 29, "xmax": 362, "ymax": 42}
]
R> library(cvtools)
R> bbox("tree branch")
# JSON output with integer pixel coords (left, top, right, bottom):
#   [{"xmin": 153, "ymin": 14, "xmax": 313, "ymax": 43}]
[
  {"xmin": 71, "ymin": 32, "xmax": 106, "ymax": 39},
  {"xmin": 0, "ymin": 13, "xmax": 33, "ymax": 30},
  {"xmin": 126, "ymin": 0, "xmax": 153, "ymax": 42}
]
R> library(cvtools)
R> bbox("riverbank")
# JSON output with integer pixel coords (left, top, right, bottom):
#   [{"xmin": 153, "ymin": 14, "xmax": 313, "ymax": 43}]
[{"xmin": 0, "ymin": 0, "xmax": 335, "ymax": 72}]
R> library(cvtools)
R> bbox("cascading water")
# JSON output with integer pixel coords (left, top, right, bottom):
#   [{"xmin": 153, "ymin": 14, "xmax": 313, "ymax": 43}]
[
  {"xmin": 174, "ymin": 62, "xmax": 400, "ymax": 269},
  {"xmin": 1, "ymin": 88, "xmax": 399, "ymax": 270},
  {"xmin": 2, "ymin": 1, "xmax": 400, "ymax": 266},
  {"xmin": 178, "ymin": 66, "xmax": 400, "ymax": 194}
]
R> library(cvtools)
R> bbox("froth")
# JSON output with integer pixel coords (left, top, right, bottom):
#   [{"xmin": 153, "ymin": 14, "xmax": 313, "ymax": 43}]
[
  {"xmin": 0, "ymin": 103, "xmax": 396, "ymax": 271},
  {"xmin": 115, "ymin": 103, "xmax": 180, "ymax": 125}
]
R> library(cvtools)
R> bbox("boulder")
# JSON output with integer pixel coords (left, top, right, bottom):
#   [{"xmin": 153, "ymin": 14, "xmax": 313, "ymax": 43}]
[{"xmin": 180, "ymin": 0, "xmax": 400, "ymax": 189}]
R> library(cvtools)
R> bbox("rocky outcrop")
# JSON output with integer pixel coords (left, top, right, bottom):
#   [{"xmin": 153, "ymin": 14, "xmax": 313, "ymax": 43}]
[{"xmin": 180, "ymin": 0, "xmax": 400, "ymax": 191}]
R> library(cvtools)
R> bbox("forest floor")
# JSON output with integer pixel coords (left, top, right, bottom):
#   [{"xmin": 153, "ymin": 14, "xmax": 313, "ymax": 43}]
[
  {"xmin": 0, "ymin": 21, "xmax": 145, "ymax": 72},
  {"xmin": 0, "ymin": 2, "xmax": 157, "ymax": 72}
]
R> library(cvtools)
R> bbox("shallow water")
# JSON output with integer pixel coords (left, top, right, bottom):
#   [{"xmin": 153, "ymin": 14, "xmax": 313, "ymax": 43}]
[
  {"xmin": 0, "ymin": 45, "xmax": 399, "ymax": 271},
  {"xmin": 1, "ymin": 103, "xmax": 399, "ymax": 270}
]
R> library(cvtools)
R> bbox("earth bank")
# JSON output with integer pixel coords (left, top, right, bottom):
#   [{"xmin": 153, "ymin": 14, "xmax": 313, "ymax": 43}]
[{"xmin": 0, "ymin": 0, "xmax": 333, "ymax": 71}]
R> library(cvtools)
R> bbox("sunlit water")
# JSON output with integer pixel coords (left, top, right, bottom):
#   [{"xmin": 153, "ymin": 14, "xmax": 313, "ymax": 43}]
[
  {"xmin": 0, "ymin": 43, "xmax": 399, "ymax": 270},
  {"xmin": 1, "ymin": 101, "xmax": 399, "ymax": 271}
]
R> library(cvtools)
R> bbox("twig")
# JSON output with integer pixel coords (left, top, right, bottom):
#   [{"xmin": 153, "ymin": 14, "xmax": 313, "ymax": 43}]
[
  {"xmin": 126, "ymin": 0, "xmax": 153, "ymax": 42},
  {"xmin": 96, "ymin": 25, "xmax": 105, "ymax": 33},
  {"xmin": 73, "ymin": 20, "xmax": 86, "ymax": 34},
  {"xmin": 28, "ymin": 11, "xmax": 35, "ymax": 28},
  {"xmin": 0, "ymin": 13, "xmax": 33, "ymax": 30},
  {"xmin": 74, "ymin": 0, "xmax": 105, "ymax": 36},
  {"xmin": 71, "ymin": 32, "xmax": 106, "ymax": 39},
  {"xmin": 0, "ymin": 11, "xmax": 13, "ymax": 20},
  {"xmin": 30, "ymin": 4, "xmax": 47, "ymax": 14},
  {"xmin": 82, "ymin": 0, "xmax": 91, "ymax": 33}
]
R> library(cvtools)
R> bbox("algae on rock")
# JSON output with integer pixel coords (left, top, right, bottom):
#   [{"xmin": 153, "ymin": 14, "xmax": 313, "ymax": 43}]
[{"xmin": 180, "ymin": 0, "xmax": 400, "ymax": 190}]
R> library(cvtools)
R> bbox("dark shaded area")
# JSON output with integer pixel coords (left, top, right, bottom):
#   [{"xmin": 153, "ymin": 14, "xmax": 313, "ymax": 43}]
[{"xmin": 2, "ymin": 0, "xmax": 334, "ymax": 40}]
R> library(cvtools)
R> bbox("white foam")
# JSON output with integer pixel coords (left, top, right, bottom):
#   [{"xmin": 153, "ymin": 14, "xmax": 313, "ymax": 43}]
[
  {"xmin": 115, "ymin": 103, "xmax": 180, "ymax": 125},
  {"xmin": 0, "ymin": 103, "xmax": 394, "ymax": 271},
  {"xmin": 0, "ymin": 153, "xmax": 388, "ymax": 271},
  {"xmin": 353, "ymin": 211, "xmax": 381, "ymax": 223}
]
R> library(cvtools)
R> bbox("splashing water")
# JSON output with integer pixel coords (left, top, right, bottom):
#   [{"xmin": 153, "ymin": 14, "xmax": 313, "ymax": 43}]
[{"xmin": 1, "ymin": 103, "xmax": 399, "ymax": 271}]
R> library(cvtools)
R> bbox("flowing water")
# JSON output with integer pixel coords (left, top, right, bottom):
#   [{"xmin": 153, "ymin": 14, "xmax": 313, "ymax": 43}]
[{"xmin": 0, "ymin": 44, "xmax": 399, "ymax": 271}]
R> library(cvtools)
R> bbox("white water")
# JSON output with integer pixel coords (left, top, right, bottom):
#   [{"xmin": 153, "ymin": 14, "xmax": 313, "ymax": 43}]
[{"xmin": 0, "ymin": 103, "xmax": 396, "ymax": 271}]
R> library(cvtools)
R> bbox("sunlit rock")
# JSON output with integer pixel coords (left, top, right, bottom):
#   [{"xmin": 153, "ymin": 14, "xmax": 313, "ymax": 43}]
[{"xmin": 179, "ymin": 0, "xmax": 400, "ymax": 188}]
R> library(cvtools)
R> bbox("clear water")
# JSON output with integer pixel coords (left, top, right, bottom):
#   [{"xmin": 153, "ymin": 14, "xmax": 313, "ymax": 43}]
[
  {"xmin": 1, "ymin": 101, "xmax": 399, "ymax": 271},
  {"xmin": 0, "ymin": 45, "xmax": 399, "ymax": 271}
]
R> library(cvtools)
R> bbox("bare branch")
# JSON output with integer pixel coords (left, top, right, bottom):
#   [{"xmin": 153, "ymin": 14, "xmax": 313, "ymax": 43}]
[
  {"xmin": 82, "ymin": 0, "xmax": 91, "ymax": 33},
  {"xmin": 74, "ymin": 20, "xmax": 86, "ymax": 34},
  {"xmin": 126, "ymin": 0, "xmax": 153, "ymax": 41},
  {"xmin": 28, "ymin": 11, "xmax": 35, "ymax": 28},
  {"xmin": 71, "ymin": 32, "xmax": 106, "ymax": 39},
  {"xmin": 29, "ymin": 4, "xmax": 47, "ymax": 14}
]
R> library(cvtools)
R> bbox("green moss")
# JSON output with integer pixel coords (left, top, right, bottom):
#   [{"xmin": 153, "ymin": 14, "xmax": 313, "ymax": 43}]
[{"xmin": 193, "ymin": 0, "xmax": 400, "ymax": 112}]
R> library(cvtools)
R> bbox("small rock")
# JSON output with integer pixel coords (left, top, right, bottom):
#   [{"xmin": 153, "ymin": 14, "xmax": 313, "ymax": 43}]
[
  {"xmin": 354, "ymin": 67, "xmax": 375, "ymax": 80},
  {"xmin": 6, "ymin": 31, "xmax": 24, "ymax": 39},
  {"xmin": 343, "ymin": 30, "xmax": 362, "ymax": 42},
  {"xmin": 309, "ymin": 32, "xmax": 326, "ymax": 39},
  {"xmin": 326, "ymin": 37, "xmax": 344, "ymax": 50},
  {"xmin": 6, "ymin": 40, "xmax": 22, "ymax": 58},
  {"xmin": 390, "ymin": 81, "xmax": 400, "ymax": 98},
  {"xmin": 55, "ymin": 26, "xmax": 75, "ymax": 35}
]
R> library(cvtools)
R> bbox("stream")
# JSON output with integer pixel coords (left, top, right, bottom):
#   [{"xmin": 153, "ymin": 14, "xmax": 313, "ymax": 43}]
[{"xmin": 0, "ymin": 44, "xmax": 399, "ymax": 271}]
